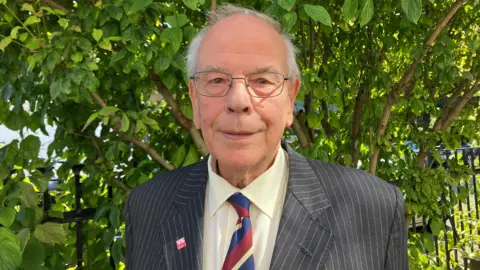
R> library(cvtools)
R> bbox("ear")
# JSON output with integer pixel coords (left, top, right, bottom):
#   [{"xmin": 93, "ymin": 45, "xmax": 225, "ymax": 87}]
[
  {"xmin": 188, "ymin": 80, "xmax": 201, "ymax": 129},
  {"xmin": 285, "ymin": 78, "xmax": 301, "ymax": 127}
]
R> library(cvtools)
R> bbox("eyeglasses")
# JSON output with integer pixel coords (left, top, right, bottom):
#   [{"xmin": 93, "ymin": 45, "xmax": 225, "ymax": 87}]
[{"xmin": 190, "ymin": 71, "xmax": 290, "ymax": 98}]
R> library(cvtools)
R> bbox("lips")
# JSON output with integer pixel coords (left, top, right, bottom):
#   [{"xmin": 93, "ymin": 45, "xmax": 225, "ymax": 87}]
[{"xmin": 221, "ymin": 130, "xmax": 259, "ymax": 140}]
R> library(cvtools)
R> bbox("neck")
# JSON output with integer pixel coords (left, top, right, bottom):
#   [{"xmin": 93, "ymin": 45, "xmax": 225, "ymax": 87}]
[{"xmin": 215, "ymin": 148, "xmax": 279, "ymax": 189}]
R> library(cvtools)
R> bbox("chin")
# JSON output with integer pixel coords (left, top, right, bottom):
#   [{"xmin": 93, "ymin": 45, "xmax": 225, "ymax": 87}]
[{"xmin": 214, "ymin": 147, "xmax": 264, "ymax": 170}]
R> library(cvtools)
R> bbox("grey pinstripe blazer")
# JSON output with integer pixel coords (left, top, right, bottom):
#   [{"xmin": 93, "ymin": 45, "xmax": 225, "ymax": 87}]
[{"xmin": 125, "ymin": 144, "xmax": 408, "ymax": 270}]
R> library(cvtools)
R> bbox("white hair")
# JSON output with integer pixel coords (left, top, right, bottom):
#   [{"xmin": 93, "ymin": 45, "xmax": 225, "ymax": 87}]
[{"xmin": 186, "ymin": 4, "xmax": 300, "ymax": 79}]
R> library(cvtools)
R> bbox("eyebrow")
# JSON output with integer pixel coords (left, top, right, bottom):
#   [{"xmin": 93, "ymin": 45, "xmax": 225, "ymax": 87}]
[{"xmin": 197, "ymin": 65, "xmax": 282, "ymax": 74}]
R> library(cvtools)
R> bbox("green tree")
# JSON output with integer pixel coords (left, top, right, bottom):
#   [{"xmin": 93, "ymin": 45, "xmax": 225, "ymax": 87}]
[{"xmin": 0, "ymin": 0, "xmax": 479, "ymax": 269}]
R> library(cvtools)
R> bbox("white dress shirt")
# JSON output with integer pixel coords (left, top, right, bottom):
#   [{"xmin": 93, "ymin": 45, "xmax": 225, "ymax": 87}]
[{"xmin": 202, "ymin": 146, "xmax": 289, "ymax": 270}]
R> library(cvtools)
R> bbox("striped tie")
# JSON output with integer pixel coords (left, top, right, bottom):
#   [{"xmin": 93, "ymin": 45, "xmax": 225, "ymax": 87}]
[{"xmin": 222, "ymin": 192, "xmax": 255, "ymax": 270}]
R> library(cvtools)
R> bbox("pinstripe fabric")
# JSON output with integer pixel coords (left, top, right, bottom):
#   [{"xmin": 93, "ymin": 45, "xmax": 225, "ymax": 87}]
[{"xmin": 125, "ymin": 142, "xmax": 408, "ymax": 270}]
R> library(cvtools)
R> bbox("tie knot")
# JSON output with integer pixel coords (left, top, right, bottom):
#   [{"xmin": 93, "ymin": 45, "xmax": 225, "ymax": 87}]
[{"xmin": 227, "ymin": 192, "xmax": 250, "ymax": 218}]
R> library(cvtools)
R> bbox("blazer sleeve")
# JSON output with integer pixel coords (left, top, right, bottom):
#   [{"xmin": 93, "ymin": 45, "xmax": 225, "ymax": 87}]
[{"xmin": 385, "ymin": 186, "xmax": 408, "ymax": 270}]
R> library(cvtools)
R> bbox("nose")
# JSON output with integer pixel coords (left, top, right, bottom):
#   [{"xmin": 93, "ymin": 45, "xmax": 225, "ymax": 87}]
[{"xmin": 226, "ymin": 79, "xmax": 252, "ymax": 114}]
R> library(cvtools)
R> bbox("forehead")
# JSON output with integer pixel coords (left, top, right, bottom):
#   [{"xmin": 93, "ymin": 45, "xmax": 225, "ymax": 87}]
[{"xmin": 197, "ymin": 14, "xmax": 288, "ymax": 74}]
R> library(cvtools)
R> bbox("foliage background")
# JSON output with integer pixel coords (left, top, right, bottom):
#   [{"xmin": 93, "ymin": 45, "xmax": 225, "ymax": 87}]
[{"xmin": 0, "ymin": 0, "xmax": 479, "ymax": 269}]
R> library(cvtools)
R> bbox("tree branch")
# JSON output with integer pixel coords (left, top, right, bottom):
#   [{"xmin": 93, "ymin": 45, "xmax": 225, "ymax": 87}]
[
  {"xmin": 368, "ymin": 0, "xmax": 465, "ymax": 174},
  {"xmin": 416, "ymin": 77, "xmax": 479, "ymax": 168},
  {"xmin": 351, "ymin": 87, "xmax": 368, "ymax": 166},
  {"xmin": 441, "ymin": 78, "xmax": 479, "ymax": 129},
  {"xmin": 210, "ymin": 0, "xmax": 216, "ymax": 12},
  {"xmin": 148, "ymin": 69, "xmax": 208, "ymax": 156},
  {"xmin": 320, "ymin": 99, "xmax": 334, "ymax": 137},
  {"xmin": 89, "ymin": 92, "xmax": 175, "ymax": 170},
  {"xmin": 39, "ymin": 0, "xmax": 69, "ymax": 13},
  {"xmin": 120, "ymin": 134, "xmax": 175, "ymax": 170},
  {"xmin": 292, "ymin": 115, "xmax": 310, "ymax": 149}
]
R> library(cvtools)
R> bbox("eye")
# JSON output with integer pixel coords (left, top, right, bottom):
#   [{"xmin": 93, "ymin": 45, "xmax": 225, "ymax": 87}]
[
  {"xmin": 253, "ymin": 78, "xmax": 273, "ymax": 85},
  {"xmin": 209, "ymin": 77, "xmax": 227, "ymax": 84}
]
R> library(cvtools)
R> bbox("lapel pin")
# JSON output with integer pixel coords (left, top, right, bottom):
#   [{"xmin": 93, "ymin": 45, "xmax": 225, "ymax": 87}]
[{"xmin": 176, "ymin": 237, "xmax": 187, "ymax": 250}]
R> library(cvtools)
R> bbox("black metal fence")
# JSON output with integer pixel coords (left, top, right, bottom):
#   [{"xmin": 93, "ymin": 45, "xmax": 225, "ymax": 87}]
[
  {"xmin": 41, "ymin": 164, "xmax": 117, "ymax": 269},
  {"xmin": 410, "ymin": 147, "xmax": 480, "ymax": 269}
]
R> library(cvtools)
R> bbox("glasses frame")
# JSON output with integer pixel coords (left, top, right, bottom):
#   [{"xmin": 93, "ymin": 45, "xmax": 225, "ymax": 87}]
[{"xmin": 189, "ymin": 71, "xmax": 291, "ymax": 98}]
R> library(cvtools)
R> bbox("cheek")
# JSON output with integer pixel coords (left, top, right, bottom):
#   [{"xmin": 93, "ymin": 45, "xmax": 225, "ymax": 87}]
[{"xmin": 197, "ymin": 99, "xmax": 223, "ymax": 128}]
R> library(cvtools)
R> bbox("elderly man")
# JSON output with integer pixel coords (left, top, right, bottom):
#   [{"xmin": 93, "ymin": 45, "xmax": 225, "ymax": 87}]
[{"xmin": 125, "ymin": 4, "xmax": 408, "ymax": 270}]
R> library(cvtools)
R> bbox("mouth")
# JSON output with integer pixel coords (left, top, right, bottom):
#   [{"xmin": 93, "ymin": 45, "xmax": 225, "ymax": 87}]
[{"xmin": 221, "ymin": 130, "xmax": 259, "ymax": 140}]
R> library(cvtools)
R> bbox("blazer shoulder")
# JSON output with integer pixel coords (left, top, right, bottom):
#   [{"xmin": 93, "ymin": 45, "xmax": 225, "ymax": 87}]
[
  {"xmin": 126, "ymin": 161, "xmax": 203, "ymax": 211},
  {"xmin": 306, "ymin": 158, "xmax": 401, "ymax": 206}
]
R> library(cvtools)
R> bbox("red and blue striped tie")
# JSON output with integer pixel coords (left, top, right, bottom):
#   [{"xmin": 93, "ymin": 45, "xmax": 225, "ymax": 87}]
[{"xmin": 222, "ymin": 192, "xmax": 255, "ymax": 270}]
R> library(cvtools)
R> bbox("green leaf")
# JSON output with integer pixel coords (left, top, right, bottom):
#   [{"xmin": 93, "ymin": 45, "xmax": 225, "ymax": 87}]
[
  {"xmin": 19, "ymin": 135, "xmax": 40, "ymax": 161},
  {"xmin": 165, "ymin": 14, "xmax": 189, "ymax": 28},
  {"xmin": 10, "ymin": 26, "xmax": 21, "ymax": 39},
  {"xmin": 24, "ymin": 16, "xmax": 41, "ymax": 26},
  {"xmin": 160, "ymin": 28, "xmax": 183, "ymax": 54},
  {"xmin": 282, "ymin": 12, "xmax": 297, "ymax": 33},
  {"xmin": 109, "ymin": 206, "xmax": 120, "ymax": 228},
  {"xmin": 34, "ymin": 223, "xmax": 66, "ymax": 244},
  {"xmin": 342, "ymin": 0, "xmax": 358, "ymax": 21},
  {"xmin": 98, "ymin": 39, "xmax": 112, "ymax": 51},
  {"xmin": 111, "ymin": 48, "xmax": 127, "ymax": 62},
  {"xmin": 99, "ymin": 106, "xmax": 120, "ymax": 116},
  {"xmin": 58, "ymin": 18, "xmax": 69, "ymax": 29},
  {"xmin": 182, "ymin": 145, "xmax": 199, "ymax": 167},
  {"xmin": 46, "ymin": 51, "xmax": 61, "ymax": 71},
  {"xmin": 422, "ymin": 233, "xmax": 435, "ymax": 253},
  {"xmin": 21, "ymin": 3, "xmax": 36, "ymax": 13},
  {"xmin": 127, "ymin": 0, "xmax": 153, "ymax": 14},
  {"xmin": 0, "ymin": 0, "xmax": 6, "ymax": 4},
  {"xmin": 135, "ymin": 119, "xmax": 147, "ymax": 134},
  {"xmin": 0, "ymin": 36, "xmax": 12, "ymax": 51},
  {"xmin": 17, "ymin": 183, "xmax": 37, "ymax": 208},
  {"xmin": 0, "ymin": 207, "xmax": 16, "ymax": 227},
  {"xmin": 172, "ymin": 145, "xmax": 187, "ymax": 168},
  {"xmin": 71, "ymin": 52, "xmax": 83, "ymax": 63},
  {"xmin": 81, "ymin": 112, "xmax": 99, "ymax": 131},
  {"xmin": 50, "ymin": 79, "xmax": 64, "ymax": 100},
  {"xmin": 94, "ymin": 204, "xmax": 111, "ymax": 221},
  {"xmin": 92, "ymin": 28, "xmax": 103, "ymax": 42},
  {"xmin": 1, "ymin": 83, "xmax": 14, "ymax": 102},
  {"xmin": 359, "ymin": 0, "xmax": 374, "ymax": 26},
  {"xmin": 0, "ymin": 228, "xmax": 22, "ymax": 270},
  {"xmin": 180, "ymin": 104, "xmax": 193, "ymax": 120},
  {"xmin": 161, "ymin": 71, "xmax": 178, "ymax": 90},
  {"xmin": 112, "ymin": 239, "xmax": 122, "ymax": 265},
  {"xmin": 182, "ymin": 0, "xmax": 199, "ymax": 10},
  {"xmin": 120, "ymin": 113, "xmax": 130, "ymax": 132},
  {"xmin": 462, "ymin": 71, "xmax": 474, "ymax": 81},
  {"xmin": 430, "ymin": 218, "xmax": 444, "ymax": 236},
  {"xmin": 303, "ymin": 5, "xmax": 332, "ymax": 27},
  {"xmin": 154, "ymin": 53, "xmax": 171, "ymax": 73},
  {"xmin": 20, "ymin": 237, "xmax": 45, "ymax": 270},
  {"xmin": 278, "ymin": 0, "xmax": 296, "ymax": 11},
  {"xmin": 401, "ymin": 0, "xmax": 422, "ymax": 24},
  {"xmin": 306, "ymin": 111, "xmax": 320, "ymax": 127},
  {"xmin": 17, "ymin": 228, "xmax": 30, "ymax": 251}
]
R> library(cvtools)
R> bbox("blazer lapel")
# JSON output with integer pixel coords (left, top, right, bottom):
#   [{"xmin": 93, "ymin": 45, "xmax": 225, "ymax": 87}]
[
  {"xmin": 270, "ymin": 144, "xmax": 334, "ymax": 270},
  {"xmin": 161, "ymin": 159, "xmax": 208, "ymax": 270}
]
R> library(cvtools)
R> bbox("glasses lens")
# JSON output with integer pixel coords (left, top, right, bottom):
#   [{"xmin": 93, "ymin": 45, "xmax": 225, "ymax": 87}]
[
  {"xmin": 246, "ymin": 72, "xmax": 284, "ymax": 97},
  {"xmin": 194, "ymin": 72, "xmax": 231, "ymax": 96}
]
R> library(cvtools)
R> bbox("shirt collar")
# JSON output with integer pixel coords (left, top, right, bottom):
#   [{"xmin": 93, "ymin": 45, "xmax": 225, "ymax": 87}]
[{"xmin": 207, "ymin": 145, "xmax": 287, "ymax": 219}]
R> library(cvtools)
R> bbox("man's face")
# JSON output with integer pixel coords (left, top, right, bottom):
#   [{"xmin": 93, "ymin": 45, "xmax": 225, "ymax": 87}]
[{"xmin": 189, "ymin": 14, "xmax": 300, "ymax": 170}]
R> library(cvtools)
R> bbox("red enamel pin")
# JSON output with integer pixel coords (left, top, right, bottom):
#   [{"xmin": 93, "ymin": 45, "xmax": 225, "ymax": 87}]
[{"xmin": 176, "ymin": 237, "xmax": 186, "ymax": 250}]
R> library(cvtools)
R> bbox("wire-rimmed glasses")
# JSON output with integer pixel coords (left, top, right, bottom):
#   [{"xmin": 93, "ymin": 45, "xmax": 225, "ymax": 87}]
[{"xmin": 190, "ymin": 71, "xmax": 290, "ymax": 98}]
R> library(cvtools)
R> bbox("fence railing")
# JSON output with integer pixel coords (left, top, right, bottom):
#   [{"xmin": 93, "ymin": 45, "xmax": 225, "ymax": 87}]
[{"xmin": 409, "ymin": 147, "xmax": 480, "ymax": 269}]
